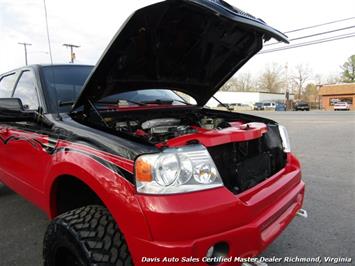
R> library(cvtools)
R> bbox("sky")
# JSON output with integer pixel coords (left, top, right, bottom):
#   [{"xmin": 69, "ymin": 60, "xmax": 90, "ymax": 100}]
[{"xmin": 0, "ymin": 0, "xmax": 354, "ymax": 83}]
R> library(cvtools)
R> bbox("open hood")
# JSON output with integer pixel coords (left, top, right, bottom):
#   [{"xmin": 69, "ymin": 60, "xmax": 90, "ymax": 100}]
[{"xmin": 72, "ymin": 0, "xmax": 288, "ymax": 110}]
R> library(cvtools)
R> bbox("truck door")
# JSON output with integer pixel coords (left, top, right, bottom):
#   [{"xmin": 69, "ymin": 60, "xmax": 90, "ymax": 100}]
[
  {"xmin": 0, "ymin": 72, "xmax": 18, "ymax": 183},
  {"xmin": 1, "ymin": 70, "xmax": 52, "ymax": 199}
]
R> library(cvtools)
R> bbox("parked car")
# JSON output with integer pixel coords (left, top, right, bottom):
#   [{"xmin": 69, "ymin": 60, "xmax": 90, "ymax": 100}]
[
  {"xmin": 275, "ymin": 102, "xmax": 287, "ymax": 111},
  {"xmin": 0, "ymin": 1, "xmax": 305, "ymax": 265},
  {"xmin": 253, "ymin": 102, "xmax": 264, "ymax": 110},
  {"xmin": 334, "ymin": 102, "xmax": 350, "ymax": 111},
  {"xmin": 293, "ymin": 101, "xmax": 310, "ymax": 111},
  {"xmin": 222, "ymin": 103, "xmax": 253, "ymax": 111},
  {"xmin": 262, "ymin": 101, "xmax": 276, "ymax": 110}
]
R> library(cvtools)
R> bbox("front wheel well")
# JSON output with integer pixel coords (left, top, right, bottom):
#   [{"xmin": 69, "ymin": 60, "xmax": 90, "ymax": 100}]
[{"xmin": 51, "ymin": 175, "xmax": 104, "ymax": 217}]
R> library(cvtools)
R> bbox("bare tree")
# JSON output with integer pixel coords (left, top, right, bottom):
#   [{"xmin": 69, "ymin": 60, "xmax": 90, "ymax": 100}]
[
  {"xmin": 221, "ymin": 73, "xmax": 256, "ymax": 92},
  {"xmin": 325, "ymin": 75, "xmax": 340, "ymax": 84},
  {"xmin": 220, "ymin": 78, "xmax": 238, "ymax": 91},
  {"xmin": 234, "ymin": 72, "xmax": 256, "ymax": 91},
  {"xmin": 291, "ymin": 64, "xmax": 311, "ymax": 99},
  {"xmin": 314, "ymin": 73, "xmax": 340, "ymax": 85},
  {"xmin": 257, "ymin": 63, "xmax": 285, "ymax": 93}
]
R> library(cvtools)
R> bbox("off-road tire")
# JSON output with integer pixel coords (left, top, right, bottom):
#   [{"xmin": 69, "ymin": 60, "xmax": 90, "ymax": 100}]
[{"xmin": 43, "ymin": 205, "xmax": 133, "ymax": 266}]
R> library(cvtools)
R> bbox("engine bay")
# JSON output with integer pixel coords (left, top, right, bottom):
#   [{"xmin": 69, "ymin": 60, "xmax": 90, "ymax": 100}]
[
  {"xmin": 111, "ymin": 114, "xmax": 237, "ymax": 144},
  {"xmin": 74, "ymin": 107, "xmax": 286, "ymax": 193}
]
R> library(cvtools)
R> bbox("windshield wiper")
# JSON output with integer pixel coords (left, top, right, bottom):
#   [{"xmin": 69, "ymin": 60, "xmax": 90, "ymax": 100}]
[
  {"xmin": 140, "ymin": 99, "xmax": 193, "ymax": 106},
  {"xmin": 60, "ymin": 99, "xmax": 189, "ymax": 109},
  {"xmin": 97, "ymin": 99, "xmax": 147, "ymax": 106},
  {"xmin": 141, "ymin": 99, "xmax": 174, "ymax": 105},
  {"xmin": 59, "ymin": 99, "xmax": 148, "ymax": 109}
]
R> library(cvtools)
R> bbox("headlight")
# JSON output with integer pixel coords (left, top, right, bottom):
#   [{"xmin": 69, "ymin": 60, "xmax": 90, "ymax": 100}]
[
  {"xmin": 135, "ymin": 145, "xmax": 223, "ymax": 194},
  {"xmin": 278, "ymin": 125, "xmax": 291, "ymax": 152}
]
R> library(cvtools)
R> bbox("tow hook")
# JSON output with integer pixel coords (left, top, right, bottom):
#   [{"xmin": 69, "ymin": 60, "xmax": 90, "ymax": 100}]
[
  {"xmin": 242, "ymin": 261, "xmax": 268, "ymax": 266},
  {"xmin": 296, "ymin": 208, "xmax": 308, "ymax": 218}
]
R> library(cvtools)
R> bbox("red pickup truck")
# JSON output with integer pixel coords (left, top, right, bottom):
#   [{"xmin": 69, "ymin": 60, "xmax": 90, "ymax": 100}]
[{"xmin": 0, "ymin": 1, "xmax": 305, "ymax": 265}]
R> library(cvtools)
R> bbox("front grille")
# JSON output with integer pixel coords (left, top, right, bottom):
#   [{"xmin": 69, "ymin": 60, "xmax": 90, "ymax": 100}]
[{"xmin": 208, "ymin": 127, "xmax": 286, "ymax": 194}]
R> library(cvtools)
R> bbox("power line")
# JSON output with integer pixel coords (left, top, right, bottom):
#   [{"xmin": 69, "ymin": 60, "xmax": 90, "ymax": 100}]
[
  {"xmin": 259, "ymin": 32, "xmax": 355, "ymax": 54},
  {"xmin": 261, "ymin": 33, "xmax": 355, "ymax": 54},
  {"xmin": 265, "ymin": 25, "xmax": 355, "ymax": 46},
  {"xmin": 18, "ymin": 42, "xmax": 32, "ymax": 66},
  {"xmin": 284, "ymin": 16, "xmax": 355, "ymax": 34},
  {"xmin": 289, "ymin": 25, "xmax": 355, "ymax": 42}
]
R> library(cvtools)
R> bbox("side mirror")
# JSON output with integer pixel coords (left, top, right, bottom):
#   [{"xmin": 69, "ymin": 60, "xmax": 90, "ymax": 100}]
[
  {"xmin": 0, "ymin": 98, "xmax": 54, "ymax": 128},
  {"xmin": 0, "ymin": 98, "xmax": 24, "ymax": 111}
]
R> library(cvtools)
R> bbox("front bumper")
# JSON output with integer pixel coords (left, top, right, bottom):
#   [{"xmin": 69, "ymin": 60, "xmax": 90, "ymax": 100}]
[{"xmin": 128, "ymin": 153, "xmax": 304, "ymax": 265}]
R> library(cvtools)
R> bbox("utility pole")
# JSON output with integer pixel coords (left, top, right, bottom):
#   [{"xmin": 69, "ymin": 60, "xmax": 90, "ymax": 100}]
[
  {"xmin": 63, "ymin": 43, "xmax": 80, "ymax": 63},
  {"xmin": 284, "ymin": 63, "xmax": 290, "ymax": 110},
  {"xmin": 18, "ymin": 42, "xmax": 32, "ymax": 66}
]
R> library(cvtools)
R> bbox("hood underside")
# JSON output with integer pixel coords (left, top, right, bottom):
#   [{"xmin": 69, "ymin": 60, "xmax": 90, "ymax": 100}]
[{"xmin": 73, "ymin": 0, "xmax": 288, "ymax": 110}]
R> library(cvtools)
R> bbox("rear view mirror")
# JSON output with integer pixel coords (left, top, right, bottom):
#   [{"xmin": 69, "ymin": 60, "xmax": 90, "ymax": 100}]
[{"xmin": 0, "ymin": 98, "xmax": 24, "ymax": 111}]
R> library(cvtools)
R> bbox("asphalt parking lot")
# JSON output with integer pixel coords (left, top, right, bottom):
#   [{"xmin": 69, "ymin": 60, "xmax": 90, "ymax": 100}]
[
  {"xmin": 254, "ymin": 111, "xmax": 355, "ymax": 265},
  {"xmin": 0, "ymin": 111, "xmax": 354, "ymax": 265}
]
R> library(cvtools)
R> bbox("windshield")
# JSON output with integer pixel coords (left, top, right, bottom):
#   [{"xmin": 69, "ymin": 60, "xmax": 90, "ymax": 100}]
[
  {"xmin": 41, "ymin": 65, "xmax": 93, "ymax": 113},
  {"xmin": 99, "ymin": 89, "xmax": 190, "ymax": 107}
]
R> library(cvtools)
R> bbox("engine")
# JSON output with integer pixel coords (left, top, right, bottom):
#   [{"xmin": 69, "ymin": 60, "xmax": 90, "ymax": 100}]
[
  {"xmin": 114, "ymin": 116, "xmax": 232, "ymax": 144},
  {"xmin": 79, "ymin": 108, "xmax": 287, "ymax": 194}
]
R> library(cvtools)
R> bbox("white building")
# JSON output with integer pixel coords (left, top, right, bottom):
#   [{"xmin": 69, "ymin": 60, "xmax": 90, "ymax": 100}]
[{"xmin": 205, "ymin": 91, "xmax": 294, "ymax": 107}]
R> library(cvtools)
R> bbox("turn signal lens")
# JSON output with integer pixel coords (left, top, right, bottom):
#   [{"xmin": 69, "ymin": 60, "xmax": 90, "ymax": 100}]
[{"xmin": 135, "ymin": 157, "xmax": 153, "ymax": 182}]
